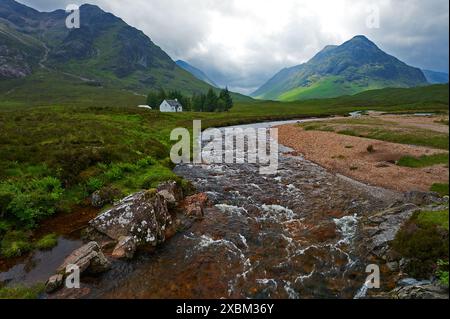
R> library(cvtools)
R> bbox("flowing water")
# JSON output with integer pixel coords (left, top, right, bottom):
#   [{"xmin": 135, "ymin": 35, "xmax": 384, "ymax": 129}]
[
  {"xmin": 0, "ymin": 119, "xmax": 394, "ymax": 299},
  {"xmin": 92, "ymin": 120, "xmax": 393, "ymax": 299}
]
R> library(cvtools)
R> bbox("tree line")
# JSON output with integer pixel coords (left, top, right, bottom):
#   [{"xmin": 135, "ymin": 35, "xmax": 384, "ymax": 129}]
[{"xmin": 146, "ymin": 88, "xmax": 233, "ymax": 112}]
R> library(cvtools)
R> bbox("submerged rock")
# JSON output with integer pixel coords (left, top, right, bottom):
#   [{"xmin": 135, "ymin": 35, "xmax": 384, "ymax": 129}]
[{"xmin": 89, "ymin": 190, "xmax": 174, "ymax": 247}]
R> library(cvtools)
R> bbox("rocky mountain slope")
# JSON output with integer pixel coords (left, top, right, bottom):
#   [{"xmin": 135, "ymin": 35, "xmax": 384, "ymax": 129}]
[
  {"xmin": 252, "ymin": 36, "xmax": 428, "ymax": 101},
  {"xmin": 0, "ymin": 0, "xmax": 212, "ymax": 94}
]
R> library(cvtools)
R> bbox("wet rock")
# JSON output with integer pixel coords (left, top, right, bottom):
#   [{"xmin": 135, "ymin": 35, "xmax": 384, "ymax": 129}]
[
  {"xmin": 112, "ymin": 236, "xmax": 137, "ymax": 260},
  {"xmin": 89, "ymin": 190, "xmax": 173, "ymax": 247},
  {"xmin": 399, "ymin": 258, "xmax": 411, "ymax": 271},
  {"xmin": 386, "ymin": 262, "xmax": 399, "ymax": 272},
  {"xmin": 157, "ymin": 181, "xmax": 184, "ymax": 203},
  {"xmin": 403, "ymin": 191, "xmax": 446, "ymax": 206},
  {"xmin": 357, "ymin": 204, "xmax": 420, "ymax": 258},
  {"xmin": 57, "ymin": 241, "xmax": 111, "ymax": 275},
  {"xmin": 390, "ymin": 283, "xmax": 448, "ymax": 299},
  {"xmin": 310, "ymin": 222, "xmax": 338, "ymax": 242},
  {"xmin": 45, "ymin": 274, "xmax": 64, "ymax": 294},
  {"xmin": 398, "ymin": 278, "xmax": 431, "ymax": 287},
  {"xmin": 182, "ymin": 193, "xmax": 209, "ymax": 219}
]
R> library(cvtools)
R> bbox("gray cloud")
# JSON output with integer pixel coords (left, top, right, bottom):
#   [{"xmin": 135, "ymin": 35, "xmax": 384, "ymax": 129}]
[{"xmin": 19, "ymin": 0, "xmax": 450, "ymax": 94}]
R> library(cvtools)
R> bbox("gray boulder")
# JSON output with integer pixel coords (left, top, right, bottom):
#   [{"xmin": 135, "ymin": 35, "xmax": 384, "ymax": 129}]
[
  {"xmin": 45, "ymin": 274, "xmax": 64, "ymax": 294},
  {"xmin": 157, "ymin": 181, "xmax": 184, "ymax": 209},
  {"xmin": 57, "ymin": 241, "xmax": 111, "ymax": 275},
  {"xmin": 112, "ymin": 236, "xmax": 137, "ymax": 260},
  {"xmin": 390, "ymin": 283, "xmax": 448, "ymax": 299},
  {"xmin": 403, "ymin": 191, "xmax": 447, "ymax": 206},
  {"xmin": 358, "ymin": 204, "xmax": 420, "ymax": 258},
  {"xmin": 89, "ymin": 190, "xmax": 174, "ymax": 247}
]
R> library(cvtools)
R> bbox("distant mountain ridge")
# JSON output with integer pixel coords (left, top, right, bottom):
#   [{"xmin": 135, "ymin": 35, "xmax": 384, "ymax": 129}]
[
  {"xmin": 176, "ymin": 60, "xmax": 218, "ymax": 87},
  {"xmin": 252, "ymin": 35, "xmax": 428, "ymax": 101},
  {"xmin": 0, "ymin": 0, "xmax": 213, "ymax": 94},
  {"xmin": 422, "ymin": 69, "xmax": 449, "ymax": 84}
]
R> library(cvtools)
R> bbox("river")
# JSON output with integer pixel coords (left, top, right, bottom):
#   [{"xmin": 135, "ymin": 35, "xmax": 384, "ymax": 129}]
[{"xmin": 1, "ymin": 119, "xmax": 395, "ymax": 299}]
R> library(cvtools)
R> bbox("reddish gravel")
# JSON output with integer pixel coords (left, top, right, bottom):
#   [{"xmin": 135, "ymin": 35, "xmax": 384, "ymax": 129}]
[{"xmin": 277, "ymin": 124, "xmax": 449, "ymax": 193}]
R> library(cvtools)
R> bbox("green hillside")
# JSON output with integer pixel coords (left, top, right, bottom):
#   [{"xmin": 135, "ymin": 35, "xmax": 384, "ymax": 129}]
[{"xmin": 252, "ymin": 36, "xmax": 428, "ymax": 101}]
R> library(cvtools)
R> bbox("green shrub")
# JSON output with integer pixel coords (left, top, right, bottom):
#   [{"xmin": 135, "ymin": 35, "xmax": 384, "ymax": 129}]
[
  {"xmin": 0, "ymin": 231, "xmax": 33, "ymax": 258},
  {"xmin": 35, "ymin": 233, "xmax": 58, "ymax": 250},
  {"xmin": 0, "ymin": 177, "xmax": 63, "ymax": 227},
  {"xmin": 105, "ymin": 165, "xmax": 124, "ymax": 181},
  {"xmin": 0, "ymin": 220, "xmax": 11, "ymax": 237},
  {"xmin": 436, "ymin": 260, "xmax": 449, "ymax": 286},
  {"xmin": 136, "ymin": 157, "xmax": 155, "ymax": 168},
  {"xmin": 86, "ymin": 177, "xmax": 104, "ymax": 193},
  {"xmin": 393, "ymin": 210, "xmax": 449, "ymax": 278}
]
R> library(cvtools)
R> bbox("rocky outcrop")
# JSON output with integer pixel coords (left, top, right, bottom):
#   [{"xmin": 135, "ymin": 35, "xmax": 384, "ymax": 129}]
[
  {"xmin": 157, "ymin": 181, "xmax": 184, "ymax": 205},
  {"xmin": 181, "ymin": 193, "xmax": 209, "ymax": 219},
  {"xmin": 403, "ymin": 191, "xmax": 448, "ymax": 206},
  {"xmin": 45, "ymin": 274, "xmax": 64, "ymax": 294},
  {"xmin": 88, "ymin": 188, "xmax": 182, "ymax": 260},
  {"xmin": 45, "ymin": 242, "xmax": 110, "ymax": 294},
  {"xmin": 356, "ymin": 203, "xmax": 420, "ymax": 258},
  {"xmin": 389, "ymin": 282, "xmax": 448, "ymax": 299},
  {"xmin": 57, "ymin": 241, "xmax": 111, "ymax": 275},
  {"xmin": 112, "ymin": 236, "xmax": 137, "ymax": 260},
  {"xmin": 90, "ymin": 190, "xmax": 174, "ymax": 247}
]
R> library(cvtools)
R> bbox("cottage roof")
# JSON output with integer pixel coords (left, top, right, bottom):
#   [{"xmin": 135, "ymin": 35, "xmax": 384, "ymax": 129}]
[{"xmin": 165, "ymin": 99, "xmax": 183, "ymax": 108}]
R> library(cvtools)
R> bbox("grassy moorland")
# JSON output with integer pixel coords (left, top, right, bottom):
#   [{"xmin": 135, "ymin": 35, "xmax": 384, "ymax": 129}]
[{"xmin": 0, "ymin": 78, "xmax": 448, "ymax": 259}]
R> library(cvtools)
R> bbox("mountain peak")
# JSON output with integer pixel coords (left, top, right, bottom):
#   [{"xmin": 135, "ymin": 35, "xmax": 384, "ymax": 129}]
[
  {"xmin": 345, "ymin": 35, "xmax": 378, "ymax": 48},
  {"xmin": 252, "ymin": 35, "xmax": 427, "ymax": 100}
]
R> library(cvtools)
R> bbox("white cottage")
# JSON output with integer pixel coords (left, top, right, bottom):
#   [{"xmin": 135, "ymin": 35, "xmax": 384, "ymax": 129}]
[{"xmin": 159, "ymin": 99, "xmax": 183, "ymax": 112}]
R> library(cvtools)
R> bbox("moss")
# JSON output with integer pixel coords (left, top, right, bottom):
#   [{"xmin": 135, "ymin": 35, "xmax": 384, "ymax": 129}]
[
  {"xmin": 0, "ymin": 231, "xmax": 33, "ymax": 258},
  {"xmin": 35, "ymin": 233, "xmax": 58, "ymax": 250},
  {"xmin": 0, "ymin": 283, "xmax": 45, "ymax": 299}
]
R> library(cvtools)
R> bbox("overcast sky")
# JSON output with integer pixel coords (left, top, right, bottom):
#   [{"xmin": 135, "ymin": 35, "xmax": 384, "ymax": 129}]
[{"xmin": 19, "ymin": 0, "xmax": 450, "ymax": 94}]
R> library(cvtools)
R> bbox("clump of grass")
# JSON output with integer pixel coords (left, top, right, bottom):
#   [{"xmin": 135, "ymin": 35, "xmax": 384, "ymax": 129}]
[
  {"xmin": 397, "ymin": 153, "xmax": 449, "ymax": 168},
  {"xmin": 367, "ymin": 145, "xmax": 375, "ymax": 153},
  {"xmin": 431, "ymin": 183, "xmax": 449, "ymax": 197},
  {"xmin": 393, "ymin": 209, "xmax": 449, "ymax": 278},
  {"xmin": 0, "ymin": 283, "xmax": 45, "ymax": 299},
  {"xmin": 416, "ymin": 210, "xmax": 449, "ymax": 231},
  {"xmin": 332, "ymin": 155, "xmax": 346, "ymax": 160},
  {"xmin": 0, "ymin": 231, "xmax": 33, "ymax": 258},
  {"xmin": 350, "ymin": 166, "xmax": 359, "ymax": 171},
  {"xmin": 345, "ymin": 145, "xmax": 354, "ymax": 149},
  {"xmin": 35, "ymin": 233, "xmax": 58, "ymax": 250}
]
